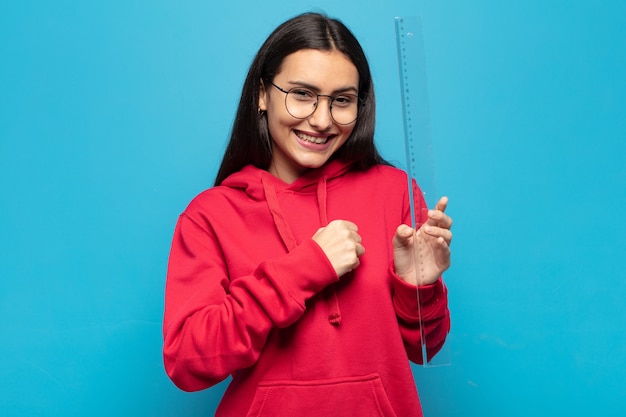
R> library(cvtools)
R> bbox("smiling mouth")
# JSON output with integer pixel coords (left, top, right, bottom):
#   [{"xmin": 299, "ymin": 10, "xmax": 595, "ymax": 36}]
[{"xmin": 296, "ymin": 131, "xmax": 332, "ymax": 144}]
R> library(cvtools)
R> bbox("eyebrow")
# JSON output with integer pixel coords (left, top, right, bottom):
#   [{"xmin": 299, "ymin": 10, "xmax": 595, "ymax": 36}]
[{"xmin": 286, "ymin": 80, "xmax": 359, "ymax": 95}]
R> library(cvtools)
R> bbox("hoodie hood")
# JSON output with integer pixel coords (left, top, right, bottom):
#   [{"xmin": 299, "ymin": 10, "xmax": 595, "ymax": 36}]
[
  {"xmin": 221, "ymin": 159, "xmax": 354, "ymax": 201},
  {"xmin": 221, "ymin": 159, "xmax": 354, "ymax": 325}
]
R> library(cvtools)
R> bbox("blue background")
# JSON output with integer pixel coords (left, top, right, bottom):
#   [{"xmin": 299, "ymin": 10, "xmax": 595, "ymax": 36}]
[{"xmin": 1, "ymin": 0, "xmax": 624, "ymax": 416}]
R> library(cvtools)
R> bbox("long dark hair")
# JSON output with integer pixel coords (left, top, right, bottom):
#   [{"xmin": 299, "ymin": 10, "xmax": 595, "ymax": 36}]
[{"xmin": 214, "ymin": 12, "xmax": 388, "ymax": 185}]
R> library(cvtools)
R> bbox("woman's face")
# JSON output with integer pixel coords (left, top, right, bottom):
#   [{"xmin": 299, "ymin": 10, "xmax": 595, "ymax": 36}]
[{"xmin": 259, "ymin": 49, "xmax": 359, "ymax": 183}]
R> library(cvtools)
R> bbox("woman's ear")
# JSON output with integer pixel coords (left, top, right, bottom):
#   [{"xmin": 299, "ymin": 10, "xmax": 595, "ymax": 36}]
[{"xmin": 258, "ymin": 79, "xmax": 268, "ymax": 112}]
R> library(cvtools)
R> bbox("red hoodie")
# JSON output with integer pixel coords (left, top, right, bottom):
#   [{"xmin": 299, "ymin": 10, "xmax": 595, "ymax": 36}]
[{"xmin": 163, "ymin": 160, "xmax": 450, "ymax": 417}]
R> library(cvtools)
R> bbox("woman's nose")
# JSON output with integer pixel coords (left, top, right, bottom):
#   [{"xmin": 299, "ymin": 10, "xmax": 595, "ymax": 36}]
[{"xmin": 307, "ymin": 97, "xmax": 333, "ymax": 130}]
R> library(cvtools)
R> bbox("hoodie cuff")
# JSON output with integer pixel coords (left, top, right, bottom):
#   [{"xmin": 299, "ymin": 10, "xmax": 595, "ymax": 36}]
[
  {"xmin": 389, "ymin": 263, "xmax": 443, "ymax": 321},
  {"xmin": 264, "ymin": 239, "xmax": 339, "ymax": 306}
]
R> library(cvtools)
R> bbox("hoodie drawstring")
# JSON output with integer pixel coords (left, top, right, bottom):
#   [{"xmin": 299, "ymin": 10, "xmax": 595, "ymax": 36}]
[
  {"xmin": 261, "ymin": 174, "xmax": 343, "ymax": 326},
  {"xmin": 262, "ymin": 175, "xmax": 298, "ymax": 252},
  {"xmin": 316, "ymin": 177, "xmax": 343, "ymax": 326}
]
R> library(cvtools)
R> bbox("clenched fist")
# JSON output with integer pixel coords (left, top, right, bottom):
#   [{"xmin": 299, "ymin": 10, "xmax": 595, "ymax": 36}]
[{"xmin": 312, "ymin": 220, "xmax": 365, "ymax": 277}]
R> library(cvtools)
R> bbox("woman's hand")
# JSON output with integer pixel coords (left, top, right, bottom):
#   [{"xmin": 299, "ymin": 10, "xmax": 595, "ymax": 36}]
[
  {"xmin": 312, "ymin": 220, "xmax": 365, "ymax": 278},
  {"xmin": 393, "ymin": 196, "xmax": 453, "ymax": 285}
]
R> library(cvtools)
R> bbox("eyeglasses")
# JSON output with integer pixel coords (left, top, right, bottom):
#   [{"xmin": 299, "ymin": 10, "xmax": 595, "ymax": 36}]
[{"xmin": 270, "ymin": 82, "xmax": 360, "ymax": 125}]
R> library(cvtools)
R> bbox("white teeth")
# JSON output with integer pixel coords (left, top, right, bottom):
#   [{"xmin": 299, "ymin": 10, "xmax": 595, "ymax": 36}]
[{"xmin": 297, "ymin": 132, "xmax": 329, "ymax": 144}]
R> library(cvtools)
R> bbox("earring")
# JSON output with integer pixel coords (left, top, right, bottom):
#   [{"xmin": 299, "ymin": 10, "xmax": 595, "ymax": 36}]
[{"xmin": 258, "ymin": 108, "xmax": 266, "ymax": 117}]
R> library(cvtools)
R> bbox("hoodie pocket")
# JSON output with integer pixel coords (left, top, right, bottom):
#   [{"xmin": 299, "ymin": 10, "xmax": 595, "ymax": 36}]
[{"xmin": 245, "ymin": 373, "xmax": 399, "ymax": 417}]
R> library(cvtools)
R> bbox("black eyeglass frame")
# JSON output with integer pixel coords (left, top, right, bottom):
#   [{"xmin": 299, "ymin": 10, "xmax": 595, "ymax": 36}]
[{"xmin": 269, "ymin": 82, "xmax": 361, "ymax": 125}]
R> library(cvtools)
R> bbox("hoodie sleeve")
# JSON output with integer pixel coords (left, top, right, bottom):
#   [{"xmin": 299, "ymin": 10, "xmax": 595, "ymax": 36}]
[
  {"xmin": 390, "ymin": 178, "xmax": 451, "ymax": 364},
  {"xmin": 390, "ymin": 271, "xmax": 450, "ymax": 364},
  {"xmin": 163, "ymin": 212, "xmax": 338, "ymax": 392}
]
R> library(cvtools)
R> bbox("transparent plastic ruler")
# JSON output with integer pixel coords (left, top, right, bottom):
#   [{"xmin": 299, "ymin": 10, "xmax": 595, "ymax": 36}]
[
  {"xmin": 395, "ymin": 16, "xmax": 450, "ymax": 367},
  {"xmin": 395, "ymin": 16, "xmax": 436, "ymax": 210}
]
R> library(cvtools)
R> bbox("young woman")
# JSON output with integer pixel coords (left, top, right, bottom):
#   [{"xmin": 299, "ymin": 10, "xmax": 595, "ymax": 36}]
[{"xmin": 163, "ymin": 12, "xmax": 452, "ymax": 417}]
